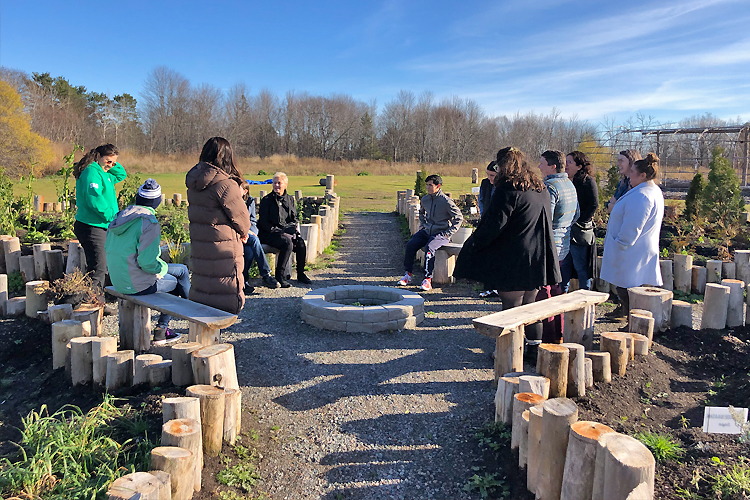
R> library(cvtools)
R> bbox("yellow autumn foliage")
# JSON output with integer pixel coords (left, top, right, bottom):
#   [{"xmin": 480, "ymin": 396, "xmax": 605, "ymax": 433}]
[{"xmin": 0, "ymin": 80, "xmax": 54, "ymax": 177}]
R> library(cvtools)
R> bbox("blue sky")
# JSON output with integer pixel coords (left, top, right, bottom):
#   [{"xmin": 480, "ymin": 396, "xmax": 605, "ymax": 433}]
[{"xmin": 1, "ymin": 0, "xmax": 749, "ymax": 126}]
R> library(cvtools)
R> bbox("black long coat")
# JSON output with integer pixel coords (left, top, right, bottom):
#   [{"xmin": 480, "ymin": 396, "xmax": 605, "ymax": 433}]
[{"xmin": 454, "ymin": 180, "xmax": 561, "ymax": 291}]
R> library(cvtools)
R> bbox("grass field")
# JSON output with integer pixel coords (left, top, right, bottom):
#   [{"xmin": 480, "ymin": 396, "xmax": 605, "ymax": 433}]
[{"xmin": 19, "ymin": 174, "xmax": 479, "ymax": 213}]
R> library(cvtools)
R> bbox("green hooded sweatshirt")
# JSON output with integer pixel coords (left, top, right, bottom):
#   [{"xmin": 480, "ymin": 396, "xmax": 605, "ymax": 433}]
[
  {"xmin": 75, "ymin": 161, "xmax": 127, "ymax": 228},
  {"xmin": 105, "ymin": 205, "xmax": 168, "ymax": 294}
]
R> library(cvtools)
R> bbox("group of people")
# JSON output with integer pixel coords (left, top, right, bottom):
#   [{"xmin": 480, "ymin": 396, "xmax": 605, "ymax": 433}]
[
  {"xmin": 400, "ymin": 146, "xmax": 664, "ymax": 355},
  {"xmin": 72, "ymin": 137, "xmax": 312, "ymax": 344}
]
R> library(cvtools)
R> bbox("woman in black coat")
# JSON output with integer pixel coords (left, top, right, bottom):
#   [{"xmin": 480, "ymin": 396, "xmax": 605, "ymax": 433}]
[{"xmin": 455, "ymin": 147, "xmax": 561, "ymax": 309}]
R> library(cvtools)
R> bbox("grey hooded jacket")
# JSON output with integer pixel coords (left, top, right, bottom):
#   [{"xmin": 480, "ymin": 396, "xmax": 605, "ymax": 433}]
[{"xmin": 418, "ymin": 189, "xmax": 464, "ymax": 238}]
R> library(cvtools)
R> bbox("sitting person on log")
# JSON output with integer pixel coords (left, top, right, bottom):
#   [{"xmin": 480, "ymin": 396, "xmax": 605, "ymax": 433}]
[
  {"xmin": 258, "ymin": 172, "xmax": 312, "ymax": 287},
  {"xmin": 398, "ymin": 174, "xmax": 463, "ymax": 291},
  {"xmin": 105, "ymin": 179, "xmax": 188, "ymax": 344},
  {"xmin": 241, "ymin": 183, "xmax": 280, "ymax": 293}
]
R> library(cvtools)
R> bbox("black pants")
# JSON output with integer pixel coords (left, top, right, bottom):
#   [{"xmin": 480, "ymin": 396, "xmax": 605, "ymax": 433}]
[
  {"xmin": 260, "ymin": 231, "xmax": 306, "ymax": 280},
  {"xmin": 74, "ymin": 220, "xmax": 108, "ymax": 291}
]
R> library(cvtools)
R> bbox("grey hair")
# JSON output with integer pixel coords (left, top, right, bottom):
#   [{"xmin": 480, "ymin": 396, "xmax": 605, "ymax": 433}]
[{"xmin": 273, "ymin": 171, "xmax": 288, "ymax": 183}]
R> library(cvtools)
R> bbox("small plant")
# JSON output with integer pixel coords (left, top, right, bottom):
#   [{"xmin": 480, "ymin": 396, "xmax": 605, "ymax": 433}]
[
  {"xmin": 680, "ymin": 415, "xmax": 690, "ymax": 429},
  {"xmin": 257, "ymin": 169, "xmax": 268, "ymax": 175},
  {"xmin": 357, "ymin": 171, "xmax": 370, "ymax": 176},
  {"xmin": 247, "ymin": 429, "xmax": 260, "ymax": 441},
  {"xmin": 216, "ymin": 463, "xmax": 260, "ymax": 492},
  {"xmin": 48, "ymin": 269, "xmax": 101, "ymax": 308},
  {"xmin": 7, "ymin": 271, "xmax": 24, "ymax": 295},
  {"xmin": 463, "ymin": 468, "xmax": 509, "ymax": 499},
  {"xmin": 712, "ymin": 457, "xmax": 750, "ymax": 498},
  {"xmin": 23, "ymin": 229, "xmax": 51, "ymax": 244},
  {"xmin": 635, "ymin": 430, "xmax": 684, "ymax": 462},
  {"xmin": 728, "ymin": 406, "xmax": 750, "ymax": 443},
  {"xmin": 474, "ymin": 422, "xmax": 512, "ymax": 452}
]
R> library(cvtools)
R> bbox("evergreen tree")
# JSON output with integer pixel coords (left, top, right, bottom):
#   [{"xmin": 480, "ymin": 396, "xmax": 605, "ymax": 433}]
[
  {"xmin": 702, "ymin": 147, "xmax": 744, "ymax": 223},
  {"xmin": 682, "ymin": 173, "xmax": 705, "ymax": 220},
  {"xmin": 356, "ymin": 112, "xmax": 380, "ymax": 160},
  {"xmin": 415, "ymin": 167, "xmax": 428, "ymax": 197}
]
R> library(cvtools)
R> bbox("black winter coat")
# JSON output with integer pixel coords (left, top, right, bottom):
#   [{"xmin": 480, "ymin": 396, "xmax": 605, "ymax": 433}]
[
  {"xmin": 257, "ymin": 191, "xmax": 298, "ymax": 239},
  {"xmin": 454, "ymin": 180, "xmax": 561, "ymax": 291}
]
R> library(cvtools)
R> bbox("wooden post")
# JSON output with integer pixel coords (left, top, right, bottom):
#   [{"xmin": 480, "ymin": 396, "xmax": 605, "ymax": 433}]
[
  {"xmin": 106, "ymin": 350, "xmax": 135, "ymax": 391},
  {"xmin": 0, "ymin": 273, "xmax": 6, "ymax": 316},
  {"xmin": 299, "ymin": 224, "xmax": 319, "ymax": 264},
  {"xmin": 133, "ymin": 304, "xmax": 151, "ymax": 353},
  {"xmin": 511, "ymin": 392, "xmax": 545, "ymax": 449},
  {"xmin": 44, "ymin": 249, "xmax": 65, "ymax": 281},
  {"xmin": 518, "ymin": 375, "xmax": 550, "ymax": 399},
  {"xmin": 673, "ymin": 254, "xmax": 692, "ymax": 293},
  {"xmin": 172, "ymin": 193, "xmax": 182, "ymax": 206},
  {"xmin": 631, "ymin": 333, "xmax": 649, "ymax": 356},
  {"xmin": 519, "ymin": 409, "xmax": 532, "ymax": 469},
  {"xmin": 670, "ymin": 299, "xmax": 692, "ymax": 329},
  {"xmin": 721, "ymin": 278, "xmax": 745, "ymax": 327},
  {"xmin": 495, "ymin": 372, "xmax": 532, "ymax": 423},
  {"xmin": 70, "ymin": 337, "xmax": 94, "ymax": 386},
  {"xmin": 723, "ymin": 261, "xmax": 736, "ymax": 279},
  {"xmin": 172, "ymin": 342, "xmax": 203, "ymax": 386},
  {"xmin": 25, "ymin": 280, "xmax": 49, "ymax": 318},
  {"xmin": 527, "ymin": 404, "xmax": 545, "ymax": 494},
  {"xmin": 149, "ymin": 360, "xmax": 172, "ymax": 387},
  {"xmin": 584, "ymin": 358, "xmax": 593, "ymax": 388},
  {"xmin": 494, "ymin": 327, "xmax": 524, "ymax": 383},
  {"xmin": 471, "ymin": 168, "xmax": 479, "ymax": 183},
  {"xmin": 48, "ymin": 303, "xmax": 73, "ymax": 323},
  {"xmin": 6, "ymin": 296, "xmax": 26, "ymax": 316},
  {"xmin": 691, "ymin": 266, "xmax": 707, "ymax": 294},
  {"xmin": 659, "ymin": 260, "xmax": 673, "ymax": 291},
  {"xmin": 72, "ymin": 305, "xmax": 103, "ymax": 337},
  {"xmin": 150, "ymin": 447, "xmax": 193, "ymax": 500},
  {"xmin": 162, "ymin": 396, "xmax": 203, "ymax": 475},
  {"xmin": 560, "ymin": 421, "xmax": 615, "ymax": 500},
  {"xmin": 223, "ymin": 387, "xmax": 242, "ymax": 445},
  {"xmin": 561, "ymin": 343, "xmax": 586, "ymax": 397},
  {"xmin": 706, "ymin": 259, "xmax": 722, "ymax": 284},
  {"xmin": 191, "ymin": 344, "xmax": 239, "ymax": 390},
  {"xmin": 65, "ymin": 240, "xmax": 83, "ymax": 274},
  {"xmin": 32, "ymin": 243, "xmax": 51, "ymax": 280},
  {"xmin": 325, "ymin": 174, "xmax": 334, "ymax": 190},
  {"xmin": 118, "ymin": 299, "xmax": 135, "ymax": 349},
  {"xmin": 147, "ymin": 470, "xmax": 171, "ymax": 500},
  {"xmin": 600, "ymin": 333, "xmax": 629, "ymax": 376},
  {"xmin": 188, "ymin": 323, "xmax": 221, "ymax": 346},
  {"xmin": 161, "ymin": 418, "xmax": 202, "ymax": 492},
  {"xmin": 627, "ymin": 287, "xmax": 672, "ymax": 332},
  {"xmin": 536, "ymin": 344, "xmax": 570, "ymax": 398},
  {"xmin": 19, "ymin": 255, "xmax": 36, "ymax": 282},
  {"xmin": 186, "ymin": 385, "xmax": 226, "ymax": 457},
  {"xmin": 593, "ymin": 433, "xmax": 655, "ymax": 500},
  {"xmin": 701, "ymin": 283, "xmax": 730, "ymax": 329},
  {"xmin": 107, "ymin": 472, "xmax": 162, "ymax": 500},
  {"xmin": 537, "ymin": 398, "xmax": 579, "ymax": 500},
  {"xmin": 91, "ymin": 337, "xmax": 117, "ymax": 389},
  {"xmin": 585, "ymin": 351, "xmax": 611, "ymax": 383},
  {"xmin": 628, "ymin": 313, "xmax": 655, "ymax": 346},
  {"xmin": 2, "ymin": 237, "xmax": 21, "ymax": 274},
  {"xmin": 134, "ymin": 354, "xmax": 163, "ymax": 386},
  {"xmin": 52, "ymin": 320, "xmax": 85, "ymax": 369}
]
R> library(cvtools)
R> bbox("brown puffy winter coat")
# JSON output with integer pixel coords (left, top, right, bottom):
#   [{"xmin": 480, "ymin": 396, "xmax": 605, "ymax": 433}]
[{"xmin": 186, "ymin": 162, "xmax": 250, "ymax": 314}]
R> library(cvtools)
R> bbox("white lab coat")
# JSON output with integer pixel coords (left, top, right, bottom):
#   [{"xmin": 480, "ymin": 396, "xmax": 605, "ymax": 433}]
[{"xmin": 600, "ymin": 180, "xmax": 664, "ymax": 288}]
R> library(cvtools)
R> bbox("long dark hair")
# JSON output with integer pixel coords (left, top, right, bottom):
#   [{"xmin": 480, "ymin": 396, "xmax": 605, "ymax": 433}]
[
  {"xmin": 199, "ymin": 137, "xmax": 244, "ymax": 186},
  {"xmin": 567, "ymin": 151, "xmax": 593, "ymax": 182},
  {"xmin": 494, "ymin": 146, "xmax": 545, "ymax": 192},
  {"xmin": 73, "ymin": 144, "xmax": 119, "ymax": 179}
]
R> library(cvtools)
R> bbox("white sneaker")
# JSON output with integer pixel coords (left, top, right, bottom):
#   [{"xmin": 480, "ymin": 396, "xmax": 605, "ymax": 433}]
[
  {"xmin": 397, "ymin": 272, "xmax": 413, "ymax": 286},
  {"xmin": 420, "ymin": 278, "xmax": 432, "ymax": 291}
]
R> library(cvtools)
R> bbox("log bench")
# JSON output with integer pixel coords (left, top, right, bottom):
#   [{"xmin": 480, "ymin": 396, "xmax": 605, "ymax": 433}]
[
  {"xmin": 105, "ymin": 286, "xmax": 237, "ymax": 353},
  {"xmin": 473, "ymin": 289, "xmax": 609, "ymax": 382}
]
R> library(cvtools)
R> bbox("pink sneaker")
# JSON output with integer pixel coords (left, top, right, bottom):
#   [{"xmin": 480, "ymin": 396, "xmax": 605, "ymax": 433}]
[
  {"xmin": 420, "ymin": 278, "xmax": 432, "ymax": 291},
  {"xmin": 397, "ymin": 272, "xmax": 413, "ymax": 286}
]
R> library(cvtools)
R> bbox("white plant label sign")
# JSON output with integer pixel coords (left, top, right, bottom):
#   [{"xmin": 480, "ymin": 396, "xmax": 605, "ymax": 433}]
[{"xmin": 702, "ymin": 406, "xmax": 748, "ymax": 434}]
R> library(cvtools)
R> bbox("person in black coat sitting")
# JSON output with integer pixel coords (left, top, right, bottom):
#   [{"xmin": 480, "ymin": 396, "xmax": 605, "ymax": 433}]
[
  {"xmin": 454, "ymin": 146, "xmax": 561, "ymax": 311},
  {"xmin": 257, "ymin": 172, "xmax": 312, "ymax": 287}
]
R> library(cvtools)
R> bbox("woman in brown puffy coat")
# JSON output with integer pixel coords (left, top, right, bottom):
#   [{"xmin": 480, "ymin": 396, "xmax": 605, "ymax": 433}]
[{"xmin": 186, "ymin": 137, "xmax": 250, "ymax": 314}]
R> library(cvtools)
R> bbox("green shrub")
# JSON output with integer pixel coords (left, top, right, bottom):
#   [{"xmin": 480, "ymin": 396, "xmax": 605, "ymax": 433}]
[
  {"xmin": 257, "ymin": 169, "xmax": 268, "ymax": 176},
  {"xmin": 22, "ymin": 229, "xmax": 50, "ymax": 244},
  {"xmin": 634, "ymin": 430, "xmax": 684, "ymax": 462},
  {"xmin": 7, "ymin": 271, "xmax": 24, "ymax": 294},
  {"xmin": 702, "ymin": 147, "xmax": 744, "ymax": 224},
  {"xmin": 415, "ymin": 167, "xmax": 428, "ymax": 198},
  {"xmin": 713, "ymin": 458, "xmax": 750, "ymax": 498},
  {"xmin": 683, "ymin": 173, "xmax": 705, "ymax": 220},
  {"xmin": 357, "ymin": 171, "xmax": 370, "ymax": 176}
]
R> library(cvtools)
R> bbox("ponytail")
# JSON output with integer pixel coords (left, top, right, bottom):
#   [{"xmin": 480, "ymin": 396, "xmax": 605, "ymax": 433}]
[
  {"xmin": 74, "ymin": 144, "xmax": 119, "ymax": 179},
  {"xmin": 633, "ymin": 153, "xmax": 659, "ymax": 181}
]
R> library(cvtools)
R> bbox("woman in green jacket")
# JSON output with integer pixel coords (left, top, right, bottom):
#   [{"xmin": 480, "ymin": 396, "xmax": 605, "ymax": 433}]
[{"xmin": 73, "ymin": 144, "xmax": 127, "ymax": 290}]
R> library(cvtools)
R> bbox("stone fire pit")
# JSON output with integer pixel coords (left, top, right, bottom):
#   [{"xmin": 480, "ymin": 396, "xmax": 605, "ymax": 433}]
[{"xmin": 300, "ymin": 285, "xmax": 425, "ymax": 332}]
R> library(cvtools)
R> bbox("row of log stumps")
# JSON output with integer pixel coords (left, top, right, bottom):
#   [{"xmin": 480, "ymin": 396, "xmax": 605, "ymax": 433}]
[{"xmin": 301, "ymin": 285, "xmax": 425, "ymax": 332}]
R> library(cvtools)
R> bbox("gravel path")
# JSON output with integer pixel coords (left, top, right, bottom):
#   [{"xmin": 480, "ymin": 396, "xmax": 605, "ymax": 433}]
[{"xmin": 224, "ymin": 212, "xmax": 502, "ymax": 500}]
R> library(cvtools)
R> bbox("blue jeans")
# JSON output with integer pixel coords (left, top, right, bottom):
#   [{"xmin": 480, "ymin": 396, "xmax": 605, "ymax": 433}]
[
  {"xmin": 560, "ymin": 244, "xmax": 591, "ymax": 291},
  {"xmin": 153, "ymin": 264, "xmax": 191, "ymax": 328},
  {"xmin": 243, "ymin": 233, "xmax": 272, "ymax": 279}
]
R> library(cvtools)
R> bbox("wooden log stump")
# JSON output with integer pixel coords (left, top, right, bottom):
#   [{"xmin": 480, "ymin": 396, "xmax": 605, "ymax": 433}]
[
  {"xmin": 191, "ymin": 344, "xmax": 239, "ymax": 391},
  {"xmin": 162, "ymin": 396, "xmax": 203, "ymax": 471},
  {"xmin": 565, "ymin": 305, "xmax": 595, "ymax": 350},
  {"xmin": 723, "ymin": 261, "xmax": 736, "ymax": 279},
  {"xmin": 188, "ymin": 323, "xmax": 221, "ymax": 346},
  {"xmin": 511, "ymin": 392, "xmax": 546, "ymax": 449},
  {"xmin": 561, "ymin": 343, "xmax": 586, "ymax": 398},
  {"xmin": 91, "ymin": 337, "xmax": 117, "ymax": 389},
  {"xmin": 721, "ymin": 278, "xmax": 745, "ymax": 327},
  {"xmin": 518, "ymin": 375, "xmax": 550, "ymax": 399},
  {"xmin": 6, "ymin": 296, "xmax": 26, "ymax": 317},
  {"xmin": 0, "ymin": 273, "xmax": 7, "ymax": 316},
  {"xmin": 560, "ymin": 421, "xmax": 615, "ymax": 500},
  {"xmin": 134, "ymin": 354, "xmax": 163, "ymax": 386},
  {"xmin": 471, "ymin": 167, "xmax": 479, "ymax": 183},
  {"xmin": 624, "ymin": 334, "xmax": 634, "ymax": 361},
  {"xmin": 147, "ymin": 470, "xmax": 171, "ymax": 500},
  {"xmin": 701, "ymin": 283, "xmax": 730, "ymax": 330},
  {"xmin": 186, "ymin": 385, "xmax": 226, "ymax": 456},
  {"xmin": 691, "ymin": 266, "xmax": 707, "ymax": 294},
  {"xmin": 537, "ymin": 398, "xmax": 579, "ymax": 500},
  {"xmin": 223, "ymin": 387, "xmax": 242, "ymax": 445},
  {"xmin": 673, "ymin": 254, "xmax": 692, "ymax": 293},
  {"xmin": 738, "ymin": 264, "xmax": 750, "ymax": 288},
  {"xmin": 670, "ymin": 299, "xmax": 693, "ymax": 329},
  {"xmin": 600, "ymin": 333, "xmax": 629, "ymax": 376},
  {"xmin": 172, "ymin": 342, "xmax": 203, "ymax": 386},
  {"xmin": 149, "ymin": 360, "xmax": 172, "ymax": 387},
  {"xmin": 133, "ymin": 304, "xmax": 151, "ymax": 353},
  {"xmin": 48, "ymin": 303, "xmax": 73, "ymax": 323},
  {"xmin": 593, "ymin": 432, "xmax": 655, "ymax": 500},
  {"xmin": 106, "ymin": 350, "xmax": 135, "ymax": 391},
  {"xmin": 585, "ymin": 351, "xmax": 612, "ymax": 383},
  {"xmin": 627, "ymin": 287, "xmax": 672, "ymax": 332},
  {"xmin": 70, "ymin": 337, "xmax": 94, "ymax": 386},
  {"xmin": 2, "ymin": 237, "xmax": 21, "ymax": 274},
  {"xmin": 527, "ymin": 405, "xmax": 544, "ymax": 494},
  {"xmin": 45, "ymin": 249, "xmax": 65, "ymax": 281},
  {"xmin": 706, "ymin": 259, "xmax": 722, "ymax": 283},
  {"xmin": 628, "ymin": 313, "xmax": 655, "ymax": 347},
  {"xmin": 735, "ymin": 249, "xmax": 750, "ymax": 268},
  {"xmin": 584, "ymin": 358, "xmax": 593, "ymax": 388},
  {"xmin": 161, "ymin": 418, "xmax": 202, "ymax": 492},
  {"xmin": 519, "ymin": 409, "xmax": 531, "ymax": 469},
  {"xmin": 25, "ymin": 280, "xmax": 49, "ymax": 318},
  {"xmin": 52, "ymin": 320, "xmax": 85, "ymax": 369},
  {"xmin": 150, "ymin": 446, "xmax": 192, "ymax": 500},
  {"xmin": 32, "ymin": 243, "xmax": 51, "ymax": 280},
  {"xmin": 536, "ymin": 344, "xmax": 570, "ymax": 398},
  {"xmin": 631, "ymin": 333, "xmax": 649, "ymax": 356},
  {"xmin": 493, "ymin": 327, "xmax": 524, "ymax": 384},
  {"xmin": 107, "ymin": 471, "xmax": 161, "ymax": 500},
  {"xmin": 73, "ymin": 305, "xmax": 103, "ymax": 337},
  {"xmin": 494, "ymin": 372, "xmax": 533, "ymax": 424},
  {"xmin": 66, "ymin": 240, "xmax": 83, "ymax": 274},
  {"xmin": 20, "ymin": 255, "xmax": 36, "ymax": 282},
  {"xmin": 659, "ymin": 260, "xmax": 673, "ymax": 291}
]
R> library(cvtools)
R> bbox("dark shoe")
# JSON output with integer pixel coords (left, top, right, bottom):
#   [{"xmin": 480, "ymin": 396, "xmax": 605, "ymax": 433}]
[
  {"xmin": 262, "ymin": 275, "xmax": 280, "ymax": 289},
  {"xmin": 153, "ymin": 327, "xmax": 181, "ymax": 345},
  {"xmin": 277, "ymin": 277, "xmax": 292, "ymax": 288},
  {"xmin": 244, "ymin": 282, "xmax": 255, "ymax": 295},
  {"xmin": 605, "ymin": 305, "xmax": 627, "ymax": 320},
  {"xmin": 297, "ymin": 272, "xmax": 312, "ymax": 285},
  {"xmin": 524, "ymin": 343, "xmax": 539, "ymax": 363}
]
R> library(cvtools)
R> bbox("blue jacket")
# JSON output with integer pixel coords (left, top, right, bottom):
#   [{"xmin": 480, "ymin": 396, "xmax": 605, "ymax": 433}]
[{"xmin": 246, "ymin": 197, "xmax": 259, "ymax": 235}]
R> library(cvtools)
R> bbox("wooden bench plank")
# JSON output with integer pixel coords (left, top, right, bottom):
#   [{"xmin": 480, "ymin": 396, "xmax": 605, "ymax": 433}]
[
  {"xmin": 105, "ymin": 286, "xmax": 237, "ymax": 330},
  {"xmin": 441, "ymin": 243, "xmax": 463, "ymax": 256},
  {"xmin": 473, "ymin": 289, "xmax": 609, "ymax": 338}
]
